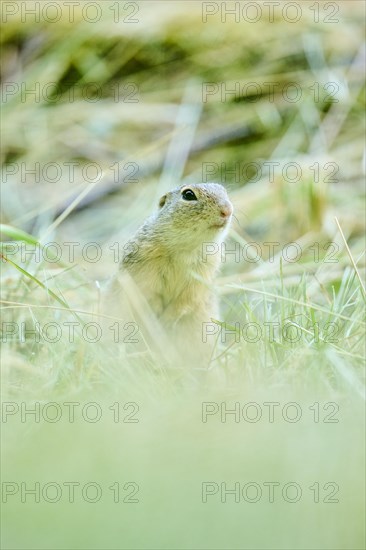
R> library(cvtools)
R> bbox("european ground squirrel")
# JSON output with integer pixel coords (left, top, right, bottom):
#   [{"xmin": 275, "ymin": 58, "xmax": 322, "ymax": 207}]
[{"xmin": 102, "ymin": 183, "xmax": 233, "ymax": 365}]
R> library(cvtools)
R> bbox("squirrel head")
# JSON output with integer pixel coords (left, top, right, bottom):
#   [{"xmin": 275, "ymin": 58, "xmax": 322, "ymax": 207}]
[{"xmin": 155, "ymin": 183, "xmax": 233, "ymax": 250}]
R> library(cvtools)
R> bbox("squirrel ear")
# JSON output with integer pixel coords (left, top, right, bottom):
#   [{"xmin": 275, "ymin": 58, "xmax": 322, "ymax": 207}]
[{"xmin": 158, "ymin": 193, "xmax": 167, "ymax": 208}]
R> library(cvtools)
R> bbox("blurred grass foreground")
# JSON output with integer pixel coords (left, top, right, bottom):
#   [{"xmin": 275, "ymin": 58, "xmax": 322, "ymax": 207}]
[{"xmin": 1, "ymin": 2, "xmax": 365, "ymax": 549}]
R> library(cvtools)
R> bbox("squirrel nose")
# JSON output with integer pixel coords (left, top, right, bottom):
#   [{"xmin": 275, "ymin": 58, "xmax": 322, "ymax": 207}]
[{"xmin": 220, "ymin": 202, "xmax": 233, "ymax": 218}]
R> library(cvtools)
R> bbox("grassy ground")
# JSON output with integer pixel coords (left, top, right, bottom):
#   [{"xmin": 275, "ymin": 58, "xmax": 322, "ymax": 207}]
[{"xmin": 1, "ymin": 2, "xmax": 365, "ymax": 549}]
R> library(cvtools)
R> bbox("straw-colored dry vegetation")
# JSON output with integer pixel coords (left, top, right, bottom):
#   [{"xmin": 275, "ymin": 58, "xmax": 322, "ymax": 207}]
[{"xmin": 1, "ymin": 2, "xmax": 365, "ymax": 549}]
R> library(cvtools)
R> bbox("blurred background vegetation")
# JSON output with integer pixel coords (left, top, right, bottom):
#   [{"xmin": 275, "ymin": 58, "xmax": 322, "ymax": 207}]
[{"xmin": 1, "ymin": 2, "xmax": 365, "ymax": 549}]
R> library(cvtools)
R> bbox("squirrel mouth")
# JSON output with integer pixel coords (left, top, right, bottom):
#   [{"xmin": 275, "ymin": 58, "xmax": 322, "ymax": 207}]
[{"xmin": 210, "ymin": 220, "xmax": 228, "ymax": 229}]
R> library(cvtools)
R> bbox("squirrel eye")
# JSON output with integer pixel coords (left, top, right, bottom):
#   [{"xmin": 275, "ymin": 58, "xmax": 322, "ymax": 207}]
[{"xmin": 181, "ymin": 189, "xmax": 197, "ymax": 201}]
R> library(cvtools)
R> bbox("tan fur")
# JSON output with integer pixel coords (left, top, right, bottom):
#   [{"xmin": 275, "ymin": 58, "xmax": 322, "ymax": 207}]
[{"xmin": 102, "ymin": 183, "xmax": 233, "ymax": 366}]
